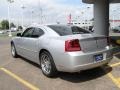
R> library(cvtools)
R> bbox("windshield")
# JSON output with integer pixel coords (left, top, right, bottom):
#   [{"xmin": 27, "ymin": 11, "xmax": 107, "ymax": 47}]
[{"xmin": 48, "ymin": 25, "xmax": 90, "ymax": 36}]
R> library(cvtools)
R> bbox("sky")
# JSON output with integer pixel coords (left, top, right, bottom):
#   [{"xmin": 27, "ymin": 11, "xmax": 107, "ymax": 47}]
[{"xmin": 0, "ymin": 0, "xmax": 120, "ymax": 26}]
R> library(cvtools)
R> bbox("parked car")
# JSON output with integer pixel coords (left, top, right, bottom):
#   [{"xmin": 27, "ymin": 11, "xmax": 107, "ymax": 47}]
[
  {"xmin": 112, "ymin": 26, "xmax": 120, "ymax": 33},
  {"xmin": 11, "ymin": 24, "xmax": 113, "ymax": 77},
  {"xmin": 0, "ymin": 30, "xmax": 4, "ymax": 34},
  {"xmin": 0, "ymin": 30, "xmax": 7, "ymax": 34},
  {"xmin": 11, "ymin": 27, "xmax": 17, "ymax": 32}
]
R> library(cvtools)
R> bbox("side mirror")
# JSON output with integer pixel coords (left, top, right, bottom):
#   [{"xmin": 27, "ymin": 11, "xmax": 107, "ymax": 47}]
[{"xmin": 17, "ymin": 33, "xmax": 21, "ymax": 37}]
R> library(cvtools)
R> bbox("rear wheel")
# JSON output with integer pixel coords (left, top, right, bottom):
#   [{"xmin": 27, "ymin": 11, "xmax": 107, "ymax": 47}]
[
  {"xmin": 11, "ymin": 43, "xmax": 18, "ymax": 58},
  {"xmin": 40, "ymin": 51, "xmax": 57, "ymax": 77}
]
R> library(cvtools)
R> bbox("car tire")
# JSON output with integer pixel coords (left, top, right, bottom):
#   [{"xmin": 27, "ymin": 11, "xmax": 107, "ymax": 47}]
[
  {"xmin": 40, "ymin": 51, "xmax": 57, "ymax": 77},
  {"xmin": 11, "ymin": 43, "xmax": 18, "ymax": 58}
]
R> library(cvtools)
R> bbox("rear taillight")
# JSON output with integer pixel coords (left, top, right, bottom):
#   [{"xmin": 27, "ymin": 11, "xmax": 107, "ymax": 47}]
[
  {"xmin": 65, "ymin": 39, "xmax": 81, "ymax": 52},
  {"xmin": 106, "ymin": 36, "xmax": 110, "ymax": 46}
]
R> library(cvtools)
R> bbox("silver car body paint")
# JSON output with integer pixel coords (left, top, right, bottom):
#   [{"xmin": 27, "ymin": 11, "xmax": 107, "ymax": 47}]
[{"xmin": 11, "ymin": 25, "xmax": 113, "ymax": 72}]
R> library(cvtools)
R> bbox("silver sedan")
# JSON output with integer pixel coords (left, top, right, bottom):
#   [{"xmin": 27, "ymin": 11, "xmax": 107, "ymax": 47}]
[{"xmin": 11, "ymin": 24, "xmax": 113, "ymax": 77}]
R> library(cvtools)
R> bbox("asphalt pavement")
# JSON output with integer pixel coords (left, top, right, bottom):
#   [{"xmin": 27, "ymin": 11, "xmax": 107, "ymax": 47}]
[{"xmin": 0, "ymin": 37, "xmax": 120, "ymax": 90}]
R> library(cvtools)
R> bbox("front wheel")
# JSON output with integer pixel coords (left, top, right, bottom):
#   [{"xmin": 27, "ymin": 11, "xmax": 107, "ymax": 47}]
[
  {"xmin": 40, "ymin": 51, "xmax": 57, "ymax": 77},
  {"xmin": 11, "ymin": 43, "xmax": 18, "ymax": 58}
]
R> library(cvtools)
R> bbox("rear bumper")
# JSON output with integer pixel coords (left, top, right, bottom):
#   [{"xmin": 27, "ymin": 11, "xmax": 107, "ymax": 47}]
[
  {"xmin": 63, "ymin": 57, "xmax": 112, "ymax": 72},
  {"xmin": 56, "ymin": 48, "xmax": 113, "ymax": 72}
]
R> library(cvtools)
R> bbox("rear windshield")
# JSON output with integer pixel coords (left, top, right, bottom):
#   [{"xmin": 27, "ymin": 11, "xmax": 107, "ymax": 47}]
[{"xmin": 48, "ymin": 25, "xmax": 90, "ymax": 36}]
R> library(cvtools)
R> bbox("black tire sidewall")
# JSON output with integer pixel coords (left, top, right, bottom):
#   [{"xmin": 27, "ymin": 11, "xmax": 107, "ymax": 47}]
[
  {"xmin": 40, "ymin": 51, "xmax": 57, "ymax": 77},
  {"xmin": 11, "ymin": 43, "xmax": 18, "ymax": 58}
]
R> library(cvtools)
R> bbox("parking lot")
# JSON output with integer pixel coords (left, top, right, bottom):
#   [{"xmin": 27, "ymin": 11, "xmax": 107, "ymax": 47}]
[{"xmin": 0, "ymin": 37, "xmax": 120, "ymax": 90}]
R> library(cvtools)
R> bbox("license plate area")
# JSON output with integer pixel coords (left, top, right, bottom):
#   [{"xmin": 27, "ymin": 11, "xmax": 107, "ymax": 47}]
[{"xmin": 94, "ymin": 54, "xmax": 103, "ymax": 62}]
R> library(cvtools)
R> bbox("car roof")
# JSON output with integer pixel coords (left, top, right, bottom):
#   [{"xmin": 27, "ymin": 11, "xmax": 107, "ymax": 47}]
[{"xmin": 29, "ymin": 23, "xmax": 75, "ymax": 28}]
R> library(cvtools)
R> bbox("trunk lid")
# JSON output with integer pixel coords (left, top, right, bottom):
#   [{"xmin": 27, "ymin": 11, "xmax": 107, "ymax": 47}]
[
  {"xmin": 80, "ymin": 36, "xmax": 107, "ymax": 52},
  {"xmin": 60, "ymin": 34, "xmax": 108, "ymax": 52}
]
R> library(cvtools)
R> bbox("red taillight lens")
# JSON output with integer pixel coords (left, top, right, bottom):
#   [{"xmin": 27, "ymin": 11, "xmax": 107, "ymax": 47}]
[
  {"xmin": 107, "ymin": 36, "xmax": 110, "ymax": 45},
  {"xmin": 65, "ymin": 39, "xmax": 81, "ymax": 52}
]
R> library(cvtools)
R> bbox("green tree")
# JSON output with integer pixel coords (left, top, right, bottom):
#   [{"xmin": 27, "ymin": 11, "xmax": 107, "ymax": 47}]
[
  {"xmin": 18, "ymin": 26, "xmax": 23, "ymax": 30},
  {"xmin": 0, "ymin": 23, "xmax": 2, "ymax": 30},
  {"xmin": 1, "ymin": 20, "xmax": 9, "ymax": 30},
  {"xmin": 10, "ymin": 22, "xmax": 16, "ymax": 28}
]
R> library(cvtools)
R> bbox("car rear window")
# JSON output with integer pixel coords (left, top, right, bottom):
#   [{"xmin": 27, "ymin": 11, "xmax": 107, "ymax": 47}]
[{"xmin": 48, "ymin": 25, "xmax": 90, "ymax": 36}]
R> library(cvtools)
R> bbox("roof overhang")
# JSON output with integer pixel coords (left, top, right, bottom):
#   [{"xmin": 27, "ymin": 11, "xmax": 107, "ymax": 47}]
[{"xmin": 82, "ymin": 0, "xmax": 120, "ymax": 4}]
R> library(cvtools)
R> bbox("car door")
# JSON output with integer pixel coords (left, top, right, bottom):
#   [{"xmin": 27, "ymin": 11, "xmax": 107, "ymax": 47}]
[
  {"xmin": 18, "ymin": 27, "xmax": 35, "ymax": 61},
  {"xmin": 15, "ymin": 28, "xmax": 33, "ymax": 57},
  {"xmin": 20, "ymin": 27, "xmax": 44, "ymax": 63},
  {"xmin": 29, "ymin": 27, "xmax": 45, "ymax": 63}
]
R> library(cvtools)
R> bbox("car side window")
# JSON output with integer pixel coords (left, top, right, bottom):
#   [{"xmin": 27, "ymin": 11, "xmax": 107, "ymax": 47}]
[
  {"xmin": 22, "ymin": 28, "xmax": 34, "ymax": 37},
  {"xmin": 31, "ymin": 28, "xmax": 44, "ymax": 38}
]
